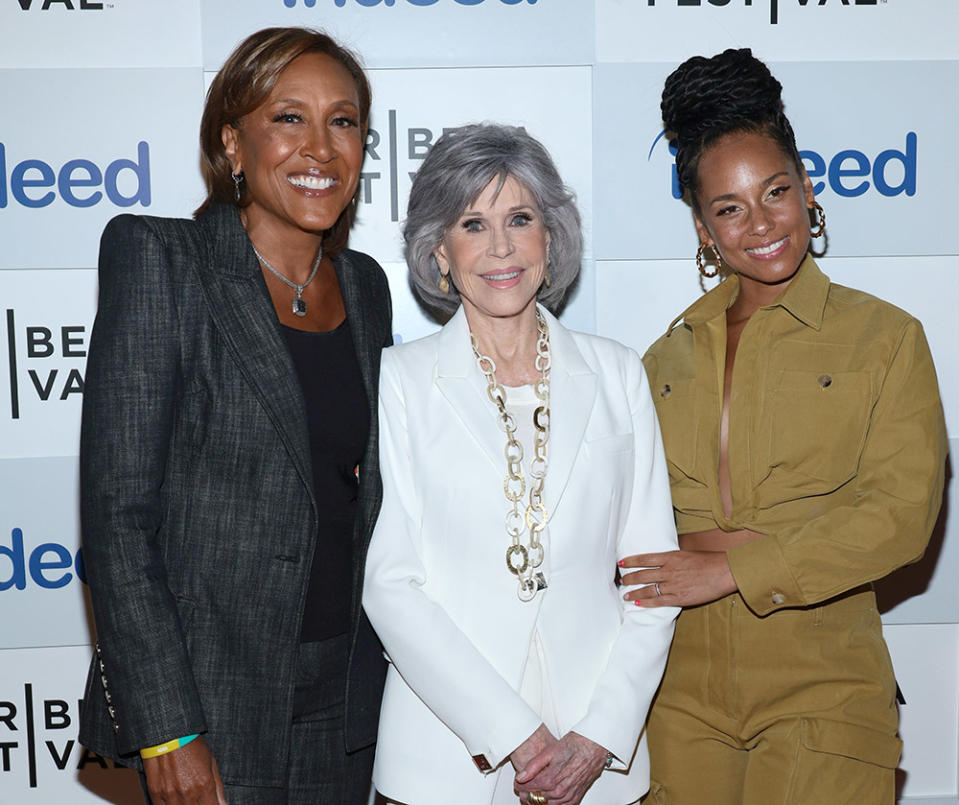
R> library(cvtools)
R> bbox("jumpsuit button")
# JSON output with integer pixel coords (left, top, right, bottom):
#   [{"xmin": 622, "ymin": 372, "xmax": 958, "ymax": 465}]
[
  {"xmin": 771, "ymin": 592, "xmax": 786, "ymax": 605},
  {"xmin": 817, "ymin": 374, "xmax": 832, "ymax": 388},
  {"xmin": 660, "ymin": 384, "xmax": 672, "ymax": 398}
]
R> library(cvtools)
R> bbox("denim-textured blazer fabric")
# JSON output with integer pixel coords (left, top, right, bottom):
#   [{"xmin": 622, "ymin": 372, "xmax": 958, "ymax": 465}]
[{"xmin": 77, "ymin": 203, "xmax": 393, "ymax": 788}]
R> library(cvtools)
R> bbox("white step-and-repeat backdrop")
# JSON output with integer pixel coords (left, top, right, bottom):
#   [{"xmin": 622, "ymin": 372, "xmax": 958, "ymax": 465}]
[{"xmin": 1, "ymin": 1, "xmax": 956, "ymax": 802}]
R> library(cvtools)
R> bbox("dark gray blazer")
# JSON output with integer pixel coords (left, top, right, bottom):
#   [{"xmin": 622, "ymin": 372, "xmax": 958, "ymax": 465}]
[{"xmin": 78, "ymin": 203, "xmax": 392, "ymax": 787}]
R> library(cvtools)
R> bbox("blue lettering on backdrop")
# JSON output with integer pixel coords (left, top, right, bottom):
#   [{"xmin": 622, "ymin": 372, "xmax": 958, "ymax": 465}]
[
  {"xmin": 0, "ymin": 141, "xmax": 151, "ymax": 209},
  {"xmin": 0, "ymin": 528, "xmax": 86, "ymax": 591},
  {"xmin": 649, "ymin": 131, "xmax": 918, "ymax": 200}
]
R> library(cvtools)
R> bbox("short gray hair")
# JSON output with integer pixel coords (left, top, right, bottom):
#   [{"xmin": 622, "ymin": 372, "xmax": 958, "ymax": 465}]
[{"xmin": 404, "ymin": 123, "xmax": 582, "ymax": 318}]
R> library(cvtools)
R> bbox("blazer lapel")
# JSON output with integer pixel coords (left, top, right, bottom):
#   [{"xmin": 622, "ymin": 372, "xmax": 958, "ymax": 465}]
[
  {"xmin": 434, "ymin": 306, "xmax": 597, "ymax": 517},
  {"xmin": 538, "ymin": 307, "xmax": 595, "ymax": 519},
  {"xmin": 335, "ymin": 252, "xmax": 379, "ymax": 441},
  {"xmin": 435, "ymin": 307, "xmax": 510, "ymax": 474},
  {"xmin": 193, "ymin": 206, "xmax": 314, "ymax": 503}
]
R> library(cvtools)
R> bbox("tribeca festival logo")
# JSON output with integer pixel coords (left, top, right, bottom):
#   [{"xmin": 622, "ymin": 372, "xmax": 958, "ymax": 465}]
[
  {"xmin": 648, "ymin": 131, "xmax": 917, "ymax": 200},
  {"xmin": 645, "ymin": 0, "xmax": 878, "ymax": 26},
  {"xmin": 1, "ymin": 684, "xmax": 122, "ymax": 790},
  {"xmin": 358, "ymin": 110, "xmax": 458, "ymax": 222},
  {"xmin": 283, "ymin": 0, "xmax": 536, "ymax": 7},
  {"xmin": 4, "ymin": 308, "xmax": 88, "ymax": 420},
  {"xmin": 0, "ymin": 141, "xmax": 151, "ymax": 210}
]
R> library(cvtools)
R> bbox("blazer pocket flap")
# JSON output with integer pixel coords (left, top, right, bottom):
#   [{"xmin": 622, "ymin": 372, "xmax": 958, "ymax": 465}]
[{"xmin": 801, "ymin": 718, "xmax": 901, "ymax": 769}]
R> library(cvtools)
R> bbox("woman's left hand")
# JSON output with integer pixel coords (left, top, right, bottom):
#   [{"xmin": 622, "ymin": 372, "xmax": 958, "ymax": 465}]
[
  {"xmin": 513, "ymin": 731, "xmax": 607, "ymax": 805},
  {"xmin": 620, "ymin": 550, "xmax": 737, "ymax": 607}
]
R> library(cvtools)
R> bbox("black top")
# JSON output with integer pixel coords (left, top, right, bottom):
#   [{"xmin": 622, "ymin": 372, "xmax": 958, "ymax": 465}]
[{"xmin": 281, "ymin": 318, "xmax": 370, "ymax": 642}]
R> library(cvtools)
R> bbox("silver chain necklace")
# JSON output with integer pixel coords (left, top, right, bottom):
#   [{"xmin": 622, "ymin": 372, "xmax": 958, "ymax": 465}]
[
  {"xmin": 471, "ymin": 308, "xmax": 551, "ymax": 602},
  {"xmin": 251, "ymin": 244, "xmax": 322, "ymax": 318}
]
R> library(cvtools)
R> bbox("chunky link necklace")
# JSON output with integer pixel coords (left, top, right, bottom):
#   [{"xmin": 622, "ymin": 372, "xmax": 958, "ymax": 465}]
[
  {"xmin": 470, "ymin": 308, "xmax": 551, "ymax": 602},
  {"xmin": 251, "ymin": 244, "xmax": 322, "ymax": 318}
]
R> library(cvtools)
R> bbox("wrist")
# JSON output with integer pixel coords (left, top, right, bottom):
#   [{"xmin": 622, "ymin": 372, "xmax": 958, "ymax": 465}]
[{"xmin": 140, "ymin": 734, "xmax": 199, "ymax": 759}]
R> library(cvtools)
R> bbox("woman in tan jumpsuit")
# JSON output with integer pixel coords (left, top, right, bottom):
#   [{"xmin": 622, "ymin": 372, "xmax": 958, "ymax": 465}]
[{"xmin": 621, "ymin": 48, "xmax": 947, "ymax": 805}]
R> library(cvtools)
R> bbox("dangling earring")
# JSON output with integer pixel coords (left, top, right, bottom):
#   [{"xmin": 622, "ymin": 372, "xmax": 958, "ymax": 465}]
[
  {"xmin": 438, "ymin": 272, "xmax": 450, "ymax": 294},
  {"xmin": 231, "ymin": 170, "xmax": 244, "ymax": 203},
  {"xmin": 544, "ymin": 244, "xmax": 551, "ymax": 288},
  {"xmin": 696, "ymin": 242, "xmax": 722, "ymax": 278},
  {"xmin": 809, "ymin": 200, "xmax": 826, "ymax": 238}
]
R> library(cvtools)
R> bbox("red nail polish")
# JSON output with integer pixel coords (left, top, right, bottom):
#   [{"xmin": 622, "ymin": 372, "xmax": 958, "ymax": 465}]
[
  {"xmin": 618, "ymin": 560, "xmax": 625, "ymax": 567},
  {"xmin": 634, "ymin": 600, "xmax": 643, "ymax": 607}
]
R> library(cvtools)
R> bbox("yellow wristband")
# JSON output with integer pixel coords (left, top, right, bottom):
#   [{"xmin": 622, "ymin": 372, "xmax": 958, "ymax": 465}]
[{"xmin": 140, "ymin": 734, "xmax": 199, "ymax": 759}]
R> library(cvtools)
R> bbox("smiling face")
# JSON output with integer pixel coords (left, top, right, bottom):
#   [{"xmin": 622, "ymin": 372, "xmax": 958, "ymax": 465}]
[
  {"xmin": 221, "ymin": 51, "xmax": 364, "ymax": 245},
  {"xmin": 434, "ymin": 174, "xmax": 550, "ymax": 329},
  {"xmin": 693, "ymin": 130, "xmax": 815, "ymax": 295}
]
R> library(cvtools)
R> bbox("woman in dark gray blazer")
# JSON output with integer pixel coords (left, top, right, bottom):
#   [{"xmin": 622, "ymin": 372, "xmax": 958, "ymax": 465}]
[{"xmin": 78, "ymin": 27, "xmax": 392, "ymax": 804}]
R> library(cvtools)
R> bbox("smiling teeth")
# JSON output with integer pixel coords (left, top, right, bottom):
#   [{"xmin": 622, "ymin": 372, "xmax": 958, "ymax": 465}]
[
  {"xmin": 288, "ymin": 176, "xmax": 334, "ymax": 190},
  {"xmin": 748, "ymin": 237, "xmax": 787, "ymax": 255},
  {"xmin": 483, "ymin": 270, "xmax": 522, "ymax": 280}
]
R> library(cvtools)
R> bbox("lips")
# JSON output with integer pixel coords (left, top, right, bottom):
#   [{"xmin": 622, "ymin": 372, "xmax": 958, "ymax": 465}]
[
  {"xmin": 481, "ymin": 269, "xmax": 523, "ymax": 281},
  {"xmin": 746, "ymin": 236, "xmax": 788, "ymax": 257},
  {"xmin": 287, "ymin": 174, "xmax": 335, "ymax": 191}
]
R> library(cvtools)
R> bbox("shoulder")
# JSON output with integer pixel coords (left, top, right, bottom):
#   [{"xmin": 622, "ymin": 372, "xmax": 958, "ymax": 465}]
[
  {"xmin": 381, "ymin": 328, "xmax": 442, "ymax": 374},
  {"xmin": 569, "ymin": 329, "xmax": 641, "ymax": 372},
  {"xmin": 826, "ymin": 281, "xmax": 917, "ymax": 330},
  {"xmin": 100, "ymin": 213, "xmax": 205, "ymax": 262},
  {"xmin": 337, "ymin": 247, "xmax": 389, "ymax": 285}
]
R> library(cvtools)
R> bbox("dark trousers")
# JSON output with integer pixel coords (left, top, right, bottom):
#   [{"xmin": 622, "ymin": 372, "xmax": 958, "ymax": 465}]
[{"xmin": 141, "ymin": 635, "xmax": 374, "ymax": 804}]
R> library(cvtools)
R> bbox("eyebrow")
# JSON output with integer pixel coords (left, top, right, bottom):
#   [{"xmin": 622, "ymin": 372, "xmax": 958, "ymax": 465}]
[
  {"xmin": 707, "ymin": 171, "xmax": 791, "ymax": 205},
  {"xmin": 268, "ymin": 97, "xmax": 359, "ymax": 108},
  {"xmin": 460, "ymin": 204, "xmax": 535, "ymax": 217}
]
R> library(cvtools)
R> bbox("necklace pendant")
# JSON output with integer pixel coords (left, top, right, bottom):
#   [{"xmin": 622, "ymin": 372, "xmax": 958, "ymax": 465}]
[
  {"xmin": 292, "ymin": 296, "xmax": 307, "ymax": 317},
  {"xmin": 517, "ymin": 572, "xmax": 548, "ymax": 602}
]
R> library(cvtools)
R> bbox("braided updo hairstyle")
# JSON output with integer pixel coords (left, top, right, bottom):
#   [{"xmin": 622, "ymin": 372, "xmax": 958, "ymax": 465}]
[{"xmin": 661, "ymin": 48, "xmax": 803, "ymax": 212}]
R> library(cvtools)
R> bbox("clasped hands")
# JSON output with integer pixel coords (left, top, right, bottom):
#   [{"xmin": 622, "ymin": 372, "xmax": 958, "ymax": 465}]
[{"xmin": 511, "ymin": 724, "xmax": 607, "ymax": 805}]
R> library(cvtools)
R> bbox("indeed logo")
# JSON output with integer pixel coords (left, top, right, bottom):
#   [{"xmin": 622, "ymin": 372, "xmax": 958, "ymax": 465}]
[
  {"xmin": 0, "ymin": 141, "xmax": 151, "ymax": 209},
  {"xmin": 284, "ymin": 0, "xmax": 536, "ymax": 7},
  {"xmin": 14, "ymin": 0, "xmax": 104, "ymax": 9},
  {"xmin": 0, "ymin": 528, "xmax": 86, "ymax": 591},
  {"xmin": 650, "ymin": 132, "xmax": 917, "ymax": 200}
]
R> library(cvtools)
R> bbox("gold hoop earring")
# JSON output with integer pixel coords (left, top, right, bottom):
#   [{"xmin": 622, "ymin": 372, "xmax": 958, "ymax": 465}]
[
  {"xmin": 696, "ymin": 242, "xmax": 721, "ymax": 278},
  {"xmin": 809, "ymin": 201, "xmax": 826, "ymax": 238},
  {"xmin": 438, "ymin": 273, "xmax": 450, "ymax": 294}
]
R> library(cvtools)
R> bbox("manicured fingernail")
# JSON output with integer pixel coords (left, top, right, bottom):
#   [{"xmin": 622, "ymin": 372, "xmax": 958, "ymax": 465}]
[
  {"xmin": 618, "ymin": 560, "xmax": 625, "ymax": 567},
  {"xmin": 634, "ymin": 600, "xmax": 644, "ymax": 607}
]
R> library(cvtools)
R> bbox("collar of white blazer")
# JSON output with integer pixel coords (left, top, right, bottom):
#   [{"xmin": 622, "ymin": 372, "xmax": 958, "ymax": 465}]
[{"xmin": 435, "ymin": 304, "xmax": 598, "ymax": 554}]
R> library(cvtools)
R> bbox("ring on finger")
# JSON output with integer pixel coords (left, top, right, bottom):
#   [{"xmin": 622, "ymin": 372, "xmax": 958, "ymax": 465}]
[
  {"xmin": 654, "ymin": 582, "xmax": 662, "ymax": 596},
  {"xmin": 529, "ymin": 793, "xmax": 548, "ymax": 805}
]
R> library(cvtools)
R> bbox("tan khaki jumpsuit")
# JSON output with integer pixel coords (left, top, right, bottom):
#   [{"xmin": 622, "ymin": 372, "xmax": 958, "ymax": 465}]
[{"xmin": 642, "ymin": 257, "xmax": 947, "ymax": 804}]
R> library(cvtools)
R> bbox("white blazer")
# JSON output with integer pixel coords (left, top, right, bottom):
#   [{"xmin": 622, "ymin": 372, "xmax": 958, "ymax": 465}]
[{"xmin": 363, "ymin": 306, "xmax": 679, "ymax": 804}]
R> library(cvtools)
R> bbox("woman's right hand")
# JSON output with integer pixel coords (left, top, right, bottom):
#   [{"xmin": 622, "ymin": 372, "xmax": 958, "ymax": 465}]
[
  {"xmin": 510, "ymin": 723, "xmax": 557, "ymax": 774},
  {"xmin": 142, "ymin": 736, "xmax": 226, "ymax": 805}
]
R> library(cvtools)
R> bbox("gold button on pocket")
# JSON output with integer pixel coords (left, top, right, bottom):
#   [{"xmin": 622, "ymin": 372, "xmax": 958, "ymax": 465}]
[{"xmin": 817, "ymin": 374, "xmax": 832, "ymax": 388}]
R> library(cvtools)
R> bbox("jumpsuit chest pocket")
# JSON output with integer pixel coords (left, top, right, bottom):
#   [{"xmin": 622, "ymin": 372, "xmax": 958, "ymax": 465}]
[
  {"xmin": 651, "ymin": 378, "xmax": 703, "ymax": 487},
  {"xmin": 763, "ymin": 369, "xmax": 872, "ymax": 491}
]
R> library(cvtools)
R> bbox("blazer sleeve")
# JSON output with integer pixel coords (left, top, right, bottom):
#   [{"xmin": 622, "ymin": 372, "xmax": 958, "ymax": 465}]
[
  {"xmin": 81, "ymin": 215, "xmax": 206, "ymax": 756},
  {"xmin": 570, "ymin": 348, "xmax": 680, "ymax": 767},
  {"xmin": 728, "ymin": 318, "xmax": 948, "ymax": 615},
  {"xmin": 363, "ymin": 351, "xmax": 543, "ymax": 769}
]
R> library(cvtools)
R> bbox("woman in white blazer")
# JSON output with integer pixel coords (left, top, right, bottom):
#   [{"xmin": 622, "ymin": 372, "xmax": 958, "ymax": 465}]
[{"xmin": 363, "ymin": 124, "xmax": 679, "ymax": 805}]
